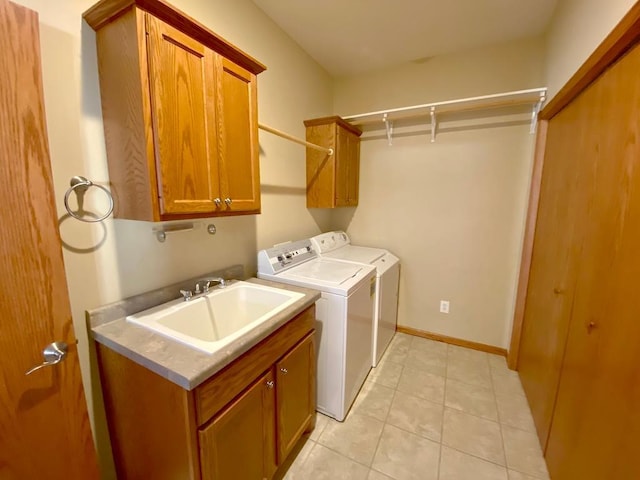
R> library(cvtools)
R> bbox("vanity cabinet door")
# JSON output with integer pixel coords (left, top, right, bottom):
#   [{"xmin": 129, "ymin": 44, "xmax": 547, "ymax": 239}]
[
  {"xmin": 276, "ymin": 333, "xmax": 316, "ymax": 461},
  {"xmin": 199, "ymin": 370, "xmax": 276, "ymax": 479}
]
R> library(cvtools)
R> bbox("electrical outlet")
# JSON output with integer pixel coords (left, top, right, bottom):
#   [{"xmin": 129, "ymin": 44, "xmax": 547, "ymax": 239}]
[{"xmin": 440, "ymin": 300, "xmax": 450, "ymax": 314}]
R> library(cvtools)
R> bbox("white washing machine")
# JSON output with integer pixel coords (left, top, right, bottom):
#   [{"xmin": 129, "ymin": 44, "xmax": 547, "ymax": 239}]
[
  {"xmin": 310, "ymin": 231, "xmax": 400, "ymax": 367},
  {"xmin": 257, "ymin": 239, "xmax": 375, "ymax": 422}
]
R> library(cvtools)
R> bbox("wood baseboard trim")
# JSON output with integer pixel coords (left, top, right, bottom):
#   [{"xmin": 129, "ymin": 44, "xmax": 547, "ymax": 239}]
[{"xmin": 397, "ymin": 326, "xmax": 508, "ymax": 357}]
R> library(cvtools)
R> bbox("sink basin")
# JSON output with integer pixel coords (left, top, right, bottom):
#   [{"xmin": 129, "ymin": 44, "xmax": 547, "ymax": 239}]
[{"xmin": 126, "ymin": 281, "xmax": 305, "ymax": 354}]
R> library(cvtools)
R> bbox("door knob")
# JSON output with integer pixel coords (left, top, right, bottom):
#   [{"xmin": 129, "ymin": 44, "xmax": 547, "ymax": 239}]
[
  {"xmin": 587, "ymin": 321, "xmax": 598, "ymax": 334},
  {"xmin": 213, "ymin": 198, "xmax": 221, "ymax": 207},
  {"xmin": 224, "ymin": 198, "xmax": 232, "ymax": 206},
  {"xmin": 280, "ymin": 368, "xmax": 288, "ymax": 375},
  {"xmin": 25, "ymin": 341, "xmax": 68, "ymax": 376},
  {"xmin": 553, "ymin": 287, "xmax": 565, "ymax": 294},
  {"xmin": 266, "ymin": 380, "xmax": 274, "ymax": 389}
]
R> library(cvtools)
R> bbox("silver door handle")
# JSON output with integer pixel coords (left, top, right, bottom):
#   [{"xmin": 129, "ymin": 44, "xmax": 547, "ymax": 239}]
[
  {"xmin": 25, "ymin": 341, "xmax": 68, "ymax": 376},
  {"xmin": 224, "ymin": 198, "xmax": 232, "ymax": 206}
]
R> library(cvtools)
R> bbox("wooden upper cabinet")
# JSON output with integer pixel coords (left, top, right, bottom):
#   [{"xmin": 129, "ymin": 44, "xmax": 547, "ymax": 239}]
[
  {"xmin": 146, "ymin": 17, "xmax": 219, "ymax": 215},
  {"xmin": 304, "ymin": 116, "xmax": 362, "ymax": 208},
  {"xmin": 217, "ymin": 57, "xmax": 260, "ymax": 212},
  {"xmin": 84, "ymin": 0, "xmax": 266, "ymax": 221}
]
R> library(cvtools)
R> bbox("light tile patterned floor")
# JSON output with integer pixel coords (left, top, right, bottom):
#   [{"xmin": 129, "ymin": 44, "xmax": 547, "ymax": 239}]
[{"xmin": 281, "ymin": 333, "xmax": 550, "ymax": 480}]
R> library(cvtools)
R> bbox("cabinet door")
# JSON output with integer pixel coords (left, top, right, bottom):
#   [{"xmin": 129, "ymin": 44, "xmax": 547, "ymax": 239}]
[
  {"xmin": 346, "ymin": 129, "xmax": 360, "ymax": 206},
  {"xmin": 544, "ymin": 41, "xmax": 640, "ymax": 480},
  {"xmin": 199, "ymin": 370, "xmax": 276, "ymax": 480},
  {"xmin": 305, "ymin": 123, "xmax": 336, "ymax": 208},
  {"xmin": 276, "ymin": 333, "xmax": 316, "ymax": 462},
  {"xmin": 216, "ymin": 57, "xmax": 261, "ymax": 213},
  {"xmin": 145, "ymin": 16, "xmax": 220, "ymax": 215},
  {"xmin": 334, "ymin": 125, "xmax": 349, "ymax": 207}
]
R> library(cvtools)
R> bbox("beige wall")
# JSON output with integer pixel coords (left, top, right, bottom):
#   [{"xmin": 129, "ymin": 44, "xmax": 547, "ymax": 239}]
[
  {"xmin": 331, "ymin": 38, "xmax": 545, "ymax": 349},
  {"xmin": 13, "ymin": 0, "xmax": 332, "ymax": 477},
  {"xmin": 545, "ymin": 0, "xmax": 637, "ymax": 100}
]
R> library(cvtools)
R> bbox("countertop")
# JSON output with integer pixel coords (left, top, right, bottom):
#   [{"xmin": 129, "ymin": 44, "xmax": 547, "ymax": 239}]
[{"xmin": 87, "ymin": 270, "xmax": 320, "ymax": 390}]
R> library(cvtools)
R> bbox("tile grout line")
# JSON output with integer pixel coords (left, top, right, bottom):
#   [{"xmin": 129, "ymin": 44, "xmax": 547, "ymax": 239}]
[{"xmin": 488, "ymin": 352, "xmax": 510, "ymax": 476}]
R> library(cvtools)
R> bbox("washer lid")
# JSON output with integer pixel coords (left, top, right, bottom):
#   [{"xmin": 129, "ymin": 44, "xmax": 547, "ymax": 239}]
[
  {"xmin": 285, "ymin": 259, "xmax": 365, "ymax": 285},
  {"xmin": 322, "ymin": 245, "xmax": 386, "ymax": 264}
]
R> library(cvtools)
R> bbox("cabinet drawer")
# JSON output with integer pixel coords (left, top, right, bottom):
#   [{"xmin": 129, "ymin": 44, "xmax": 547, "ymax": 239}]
[{"xmin": 195, "ymin": 306, "xmax": 315, "ymax": 426}]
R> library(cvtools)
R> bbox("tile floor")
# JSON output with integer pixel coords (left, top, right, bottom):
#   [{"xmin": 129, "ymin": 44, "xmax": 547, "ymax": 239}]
[{"xmin": 281, "ymin": 333, "xmax": 549, "ymax": 480}]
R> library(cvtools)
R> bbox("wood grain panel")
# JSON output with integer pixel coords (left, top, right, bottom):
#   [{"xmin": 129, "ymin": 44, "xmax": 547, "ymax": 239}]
[
  {"xmin": 545, "ymin": 41, "xmax": 640, "ymax": 480},
  {"xmin": 0, "ymin": 1, "xmax": 99, "ymax": 477},
  {"xmin": 96, "ymin": 344, "xmax": 200, "ymax": 479},
  {"xmin": 517, "ymin": 91, "xmax": 597, "ymax": 448},
  {"xmin": 95, "ymin": 8, "xmax": 159, "ymax": 220},
  {"xmin": 83, "ymin": 0, "xmax": 267, "ymax": 74},
  {"xmin": 305, "ymin": 122, "xmax": 336, "ymax": 208},
  {"xmin": 195, "ymin": 307, "xmax": 315, "ymax": 425},
  {"xmin": 346, "ymin": 128, "xmax": 360, "ymax": 206},
  {"xmin": 507, "ymin": 120, "xmax": 548, "ymax": 370},
  {"xmin": 199, "ymin": 370, "xmax": 276, "ymax": 480},
  {"xmin": 276, "ymin": 332, "xmax": 316, "ymax": 462},
  {"xmin": 334, "ymin": 125, "xmax": 350, "ymax": 206},
  {"xmin": 216, "ymin": 57, "xmax": 260, "ymax": 213},
  {"xmin": 146, "ymin": 15, "xmax": 219, "ymax": 215}
]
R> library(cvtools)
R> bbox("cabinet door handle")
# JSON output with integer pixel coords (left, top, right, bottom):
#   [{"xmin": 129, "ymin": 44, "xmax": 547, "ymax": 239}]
[
  {"xmin": 587, "ymin": 321, "xmax": 597, "ymax": 334},
  {"xmin": 224, "ymin": 198, "xmax": 232, "ymax": 206},
  {"xmin": 266, "ymin": 380, "xmax": 274, "ymax": 389},
  {"xmin": 213, "ymin": 198, "xmax": 221, "ymax": 207},
  {"xmin": 553, "ymin": 287, "xmax": 565, "ymax": 294},
  {"xmin": 280, "ymin": 368, "xmax": 288, "ymax": 375}
]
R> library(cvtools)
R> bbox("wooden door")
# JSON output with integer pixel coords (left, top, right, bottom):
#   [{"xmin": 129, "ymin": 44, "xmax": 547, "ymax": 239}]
[
  {"xmin": 199, "ymin": 370, "xmax": 276, "ymax": 479},
  {"xmin": 276, "ymin": 333, "xmax": 316, "ymax": 462},
  {"xmin": 544, "ymin": 41, "xmax": 640, "ymax": 480},
  {"xmin": 216, "ymin": 57, "xmax": 261, "ymax": 213},
  {"xmin": 516, "ymin": 88, "xmax": 596, "ymax": 446},
  {"xmin": 0, "ymin": 1, "xmax": 99, "ymax": 478},
  {"xmin": 146, "ymin": 15, "xmax": 220, "ymax": 215}
]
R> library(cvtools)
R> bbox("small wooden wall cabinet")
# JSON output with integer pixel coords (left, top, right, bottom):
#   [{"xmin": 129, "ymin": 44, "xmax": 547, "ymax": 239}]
[
  {"xmin": 83, "ymin": 0, "xmax": 266, "ymax": 221},
  {"xmin": 304, "ymin": 116, "xmax": 362, "ymax": 208},
  {"xmin": 96, "ymin": 306, "xmax": 316, "ymax": 479}
]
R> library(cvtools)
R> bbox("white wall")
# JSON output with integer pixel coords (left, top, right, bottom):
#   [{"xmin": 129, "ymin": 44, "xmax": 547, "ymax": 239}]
[
  {"xmin": 545, "ymin": 0, "xmax": 637, "ymax": 100},
  {"xmin": 331, "ymin": 38, "xmax": 545, "ymax": 349},
  {"xmin": 12, "ymin": 0, "xmax": 333, "ymax": 477}
]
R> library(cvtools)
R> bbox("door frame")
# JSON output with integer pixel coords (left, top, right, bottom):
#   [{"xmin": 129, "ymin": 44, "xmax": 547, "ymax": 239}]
[{"xmin": 507, "ymin": 2, "xmax": 640, "ymax": 369}]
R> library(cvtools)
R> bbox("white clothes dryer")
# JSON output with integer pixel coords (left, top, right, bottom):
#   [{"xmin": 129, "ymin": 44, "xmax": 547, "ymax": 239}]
[
  {"xmin": 310, "ymin": 231, "xmax": 400, "ymax": 367},
  {"xmin": 257, "ymin": 239, "xmax": 375, "ymax": 421}
]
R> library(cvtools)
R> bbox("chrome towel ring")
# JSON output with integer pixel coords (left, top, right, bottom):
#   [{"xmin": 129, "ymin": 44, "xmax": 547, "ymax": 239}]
[{"xmin": 63, "ymin": 176, "xmax": 114, "ymax": 223}]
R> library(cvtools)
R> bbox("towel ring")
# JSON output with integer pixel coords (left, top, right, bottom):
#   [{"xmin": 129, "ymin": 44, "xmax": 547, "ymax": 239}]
[{"xmin": 63, "ymin": 176, "xmax": 114, "ymax": 223}]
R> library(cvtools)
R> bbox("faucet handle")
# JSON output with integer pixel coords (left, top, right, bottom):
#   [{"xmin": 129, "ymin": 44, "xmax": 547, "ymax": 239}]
[{"xmin": 179, "ymin": 289, "xmax": 193, "ymax": 301}]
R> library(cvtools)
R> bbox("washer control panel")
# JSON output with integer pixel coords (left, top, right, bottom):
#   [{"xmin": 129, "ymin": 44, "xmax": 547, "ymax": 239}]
[
  {"xmin": 310, "ymin": 230, "xmax": 351, "ymax": 254},
  {"xmin": 257, "ymin": 239, "xmax": 316, "ymax": 274}
]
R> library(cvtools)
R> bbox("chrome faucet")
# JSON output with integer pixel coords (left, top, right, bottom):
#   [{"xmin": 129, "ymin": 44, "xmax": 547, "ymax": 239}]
[
  {"xmin": 180, "ymin": 277, "xmax": 227, "ymax": 302},
  {"xmin": 196, "ymin": 277, "xmax": 227, "ymax": 292}
]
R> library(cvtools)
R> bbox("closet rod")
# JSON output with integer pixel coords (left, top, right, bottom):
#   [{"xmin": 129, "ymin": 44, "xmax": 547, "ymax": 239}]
[
  {"xmin": 342, "ymin": 87, "xmax": 547, "ymax": 124},
  {"xmin": 258, "ymin": 123, "xmax": 334, "ymax": 155}
]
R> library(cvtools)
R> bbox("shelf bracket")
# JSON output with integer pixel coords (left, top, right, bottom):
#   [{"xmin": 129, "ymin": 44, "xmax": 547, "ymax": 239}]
[
  {"xmin": 530, "ymin": 92, "xmax": 546, "ymax": 134},
  {"xmin": 383, "ymin": 113, "xmax": 393, "ymax": 146},
  {"xmin": 430, "ymin": 107, "xmax": 437, "ymax": 143}
]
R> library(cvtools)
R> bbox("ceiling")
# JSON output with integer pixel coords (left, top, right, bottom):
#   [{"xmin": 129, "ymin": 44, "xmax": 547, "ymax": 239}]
[{"xmin": 252, "ymin": 0, "xmax": 559, "ymax": 77}]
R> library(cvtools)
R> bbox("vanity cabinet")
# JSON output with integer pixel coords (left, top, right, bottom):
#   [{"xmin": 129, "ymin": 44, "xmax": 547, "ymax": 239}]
[
  {"xmin": 84, "ymin": 0, "xmax": 264, "ymax": 221},
  {"xmin": 304, "ymin": 116, "xmax": 362, "ymax": 208},
  {"xmin": 96, "ymin": 306, "xmax": 316, "ymax": 479}
]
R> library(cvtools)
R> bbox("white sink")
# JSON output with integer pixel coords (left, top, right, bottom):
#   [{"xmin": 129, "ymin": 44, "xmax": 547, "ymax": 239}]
[{"xmin": 126, "ymin": 281, "xmax": 304, "ymax": 354}]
